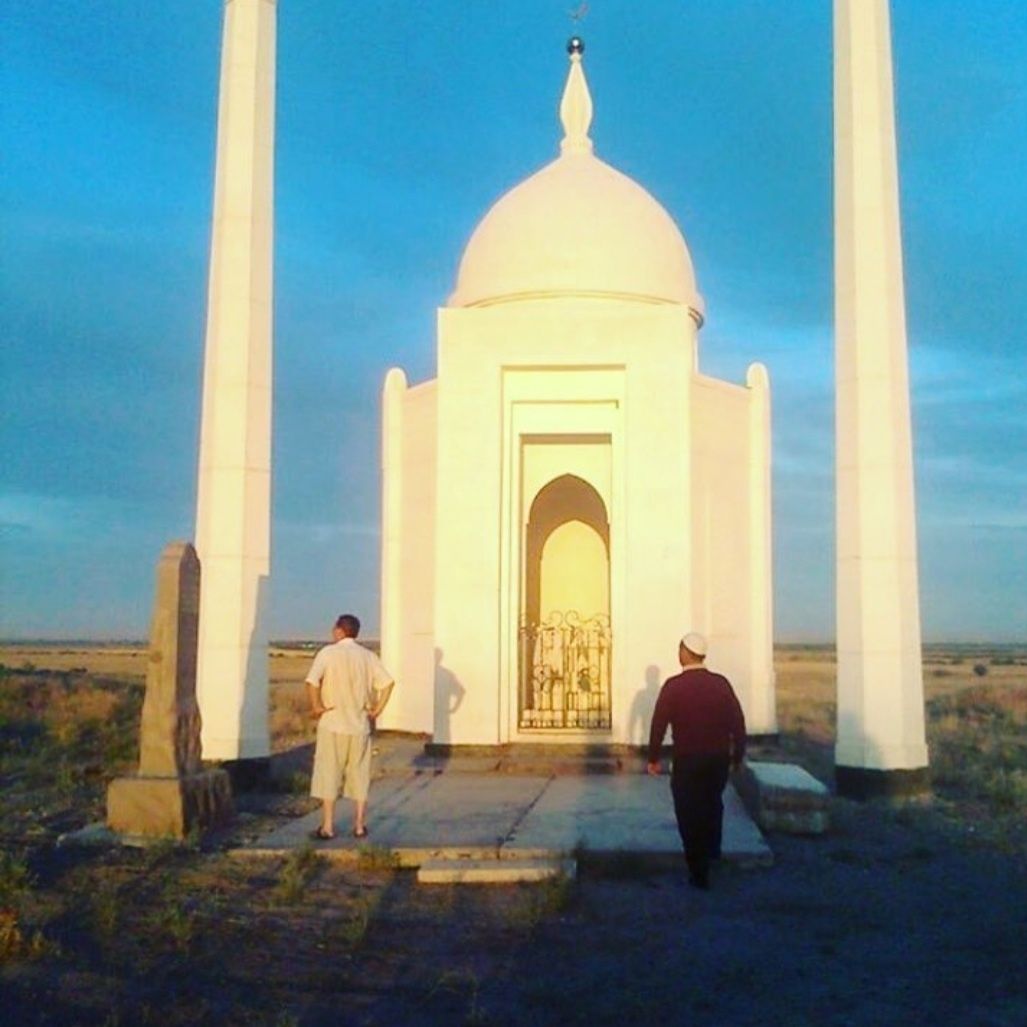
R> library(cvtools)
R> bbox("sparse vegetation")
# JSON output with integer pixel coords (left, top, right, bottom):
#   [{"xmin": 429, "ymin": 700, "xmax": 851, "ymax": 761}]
[
  {"xmin": 430, "ymin": 967, "xmax": 489, "ymax": 1026},
  {"xmin": 273, "ymin": 845, "xmax": 324, "ymax": 903},
  {"xmin": 0, "ymin": 851, "xmax": 55, "ymax": 965},
  {"xmin": 927, "ymin": 683, "xmax": 1027, "ymax": 828},
  {"xmin": 773, "ymin": 647, "xmax": 1027, "ymax": 843},
  {"xmin": 0, "ymin": 908, "xmax": 52, "ymax": 962},
  {"xmin": 332, "ymin": 891, "xmax": 379, "ymax": 950},
  {"xmin": 504, "ymin": 866, "xmax": 577, "ymax": 932},
  {"xmin": 0, "ymin": 850, "xmax": 34, "ymax": 907},
  {"xmin": 88, "ymin": 877, "xmax": 122, "ymax": 940},
  {"xmin": 535, "ymin": 863, "xmax": 575, "ymax": 914},
  {"xmin": 356, "ymin": 842, "xmax": 401, "ymax": 871},
  {"xmin": 148, "ymin": 889, "xmax": 200, "ymax": 953},
  {"xmin": 0, "ymin": 642, "xmax": 1024, "ymax": 1024}
]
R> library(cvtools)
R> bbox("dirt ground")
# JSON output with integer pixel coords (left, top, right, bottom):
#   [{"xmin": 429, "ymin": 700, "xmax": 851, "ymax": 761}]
[{"xmin": 1, "ymin": 644, "xmax": 1025, "ymax": 1026}]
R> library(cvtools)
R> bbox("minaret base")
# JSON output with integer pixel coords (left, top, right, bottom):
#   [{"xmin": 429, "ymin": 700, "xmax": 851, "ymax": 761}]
[
  {"xmin": 835, "ymin": 765, "xmax": 930, "ymax": 800},
  {"xmin": 216, "ymin": 756, "xmax": 271, "ymax": 793}
]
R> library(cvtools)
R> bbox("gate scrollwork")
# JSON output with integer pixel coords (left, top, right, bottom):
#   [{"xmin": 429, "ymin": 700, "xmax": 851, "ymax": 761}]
[{"xmin": 518, "ymin": 611, "xmax": 611, "ymax": 730}]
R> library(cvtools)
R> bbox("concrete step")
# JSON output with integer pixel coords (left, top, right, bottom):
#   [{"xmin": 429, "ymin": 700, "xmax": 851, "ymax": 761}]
[
  {"xmin": 418, "ymin": 857, "xmax": 576, "ymax": 885},
  {"xmin": 736, "ymin": 761, "xmax": 830, "ymax": 835}
]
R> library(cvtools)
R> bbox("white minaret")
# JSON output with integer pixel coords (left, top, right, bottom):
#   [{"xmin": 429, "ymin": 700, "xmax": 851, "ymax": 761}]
[
  {"xmin": 833, "ymin": 0, "xmax": 928, "ymax": 796},
  {"xmin": 195, "ymin": 0, "xmax": 276, "ymax": 762}
]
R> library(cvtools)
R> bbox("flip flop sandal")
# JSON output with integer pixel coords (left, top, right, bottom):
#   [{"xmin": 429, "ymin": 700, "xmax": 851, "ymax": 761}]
[
  {"xmin": 310, "ymin": 828, "xmax": 334, "ymax": 841},
  {"xmin": 352, "ymin": 827, "xmax": 369, "ymax": 839}
]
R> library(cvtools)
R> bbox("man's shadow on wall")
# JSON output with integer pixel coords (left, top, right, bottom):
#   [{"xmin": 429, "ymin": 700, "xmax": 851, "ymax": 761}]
[
  {"xmin": 425, "ymin": 647, "xmax": 466, "ymax": 759},
  {"xmin": 628, "ymin": 664, "xmax": 663, "ymax": 749}
]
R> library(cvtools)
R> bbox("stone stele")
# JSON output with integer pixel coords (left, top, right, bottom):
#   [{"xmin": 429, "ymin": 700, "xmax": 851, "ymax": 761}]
[{"xmin": 107, "ymin": 542, "xmax": 233, "ymax": 839}]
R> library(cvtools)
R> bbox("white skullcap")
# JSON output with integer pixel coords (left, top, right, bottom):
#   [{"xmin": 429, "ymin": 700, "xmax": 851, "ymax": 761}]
[{"xmin": 680, "ymin": 632, "xmax": 708, "ymax": 657}]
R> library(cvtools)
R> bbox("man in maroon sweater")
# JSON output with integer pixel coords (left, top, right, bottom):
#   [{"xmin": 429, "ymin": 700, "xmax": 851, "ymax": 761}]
[{"xmin": 647, "ymin": 632, "xmax": 747, "ymax": 889}]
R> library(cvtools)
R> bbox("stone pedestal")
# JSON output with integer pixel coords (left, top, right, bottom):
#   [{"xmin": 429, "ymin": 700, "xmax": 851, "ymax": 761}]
[
  {"xmin": 107, "ymin": 772, "xmax": 233, "ymax": 839},
  {"xmin": 107, "ymin": 542, "xmax": 233, "ymax": 840},
  {"xmin": 736, "ymin": 761, "xmax": 830, "ymax": 835}
]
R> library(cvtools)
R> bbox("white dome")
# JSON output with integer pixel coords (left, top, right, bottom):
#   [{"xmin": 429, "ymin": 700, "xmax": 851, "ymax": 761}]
[
  {"xmin": 449, "ymin": 152, "xmax": 703, "ymax": 317},
  {"xmin": 447, "ymin": 48, "xmax": 703, "ymax": 322}
]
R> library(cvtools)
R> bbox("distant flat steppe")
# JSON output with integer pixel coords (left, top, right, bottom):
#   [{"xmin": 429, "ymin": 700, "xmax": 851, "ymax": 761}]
[{"xmin": 2, "ymin": 639, "xmax": 1023, "ymax": 758}]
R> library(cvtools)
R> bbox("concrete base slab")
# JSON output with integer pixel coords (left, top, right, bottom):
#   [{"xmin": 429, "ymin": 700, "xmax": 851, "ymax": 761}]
[
  {"xmin": 240, "ymin": 771, "xmax": 772, "ymax": 869},
  {"xmin": 57, "ymin": 822, "xmax": 120, "ymax": 848},
  {"xmin": 835, "ymin": 764, "xmax": 929, "ymax": 800},
  {"xmin": 418, "ymin": 858, "xmax": 576, "ymax": 884},
  {"xmin": 244, "ymin": 773, "xmax": 551, "ymax": 862},
  {"xmin": 58, "ymin": 822, "xmax": 199, "ymax": 850},
  {"xmin": 507, "ymin": 777, "xmax": 771, "ymax": 866},
  {"xmin": 373, "ymin": 774, "xmax": 550, "ymax": 850}
]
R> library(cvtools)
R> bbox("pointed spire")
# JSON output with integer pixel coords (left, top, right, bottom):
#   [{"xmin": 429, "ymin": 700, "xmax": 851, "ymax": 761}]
[{"xmin": 560, "ymin": 37, "xmax": 593, "ymax": 155}]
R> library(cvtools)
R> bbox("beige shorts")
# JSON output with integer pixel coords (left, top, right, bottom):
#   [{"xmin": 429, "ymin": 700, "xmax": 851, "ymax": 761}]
[{"xmin": 310, "ymin": 729, "xmax": 371, "ymax": 802}]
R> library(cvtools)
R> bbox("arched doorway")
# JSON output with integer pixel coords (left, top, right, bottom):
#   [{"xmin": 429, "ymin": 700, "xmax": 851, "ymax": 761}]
[{"xmin": 520, "ymin": 475, "xmax": 611, "ymax": 730}]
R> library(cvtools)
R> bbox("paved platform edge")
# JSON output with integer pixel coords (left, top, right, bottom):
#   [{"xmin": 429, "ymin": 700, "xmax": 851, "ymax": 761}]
[
  {"xmin": 418, "ymin": 857, "xmax": 577, "ymax": 884},
  {"xmin": 230, "ymin": 843, "xmax": 773, "ymax": 869}
]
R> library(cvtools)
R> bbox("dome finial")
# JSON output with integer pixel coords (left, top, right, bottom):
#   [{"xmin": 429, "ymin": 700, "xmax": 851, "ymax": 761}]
[{"xmin": 560, "ymin": 38, "xmax": 593, "ymax": 155}]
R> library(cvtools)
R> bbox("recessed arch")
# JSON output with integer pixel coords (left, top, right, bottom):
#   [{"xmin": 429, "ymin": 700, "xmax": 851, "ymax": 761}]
[
  {"xmin": 520, "ymin": 472, "xmax": 612, "ymax": 731},
  {"xmin": 524, "ymin": 474, "xmax": 609, "ymax": 626}
]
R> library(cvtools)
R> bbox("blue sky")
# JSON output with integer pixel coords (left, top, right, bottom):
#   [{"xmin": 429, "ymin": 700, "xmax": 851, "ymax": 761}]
[{"xmin": 1, "ymin": 1, "xmax": 1024, "ymax": 642}]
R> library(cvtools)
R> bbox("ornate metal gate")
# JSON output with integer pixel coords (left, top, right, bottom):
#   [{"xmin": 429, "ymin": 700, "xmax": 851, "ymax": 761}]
[{"xmin": 518, "ymin": 611, "xmax": 611, "ymax": 730}]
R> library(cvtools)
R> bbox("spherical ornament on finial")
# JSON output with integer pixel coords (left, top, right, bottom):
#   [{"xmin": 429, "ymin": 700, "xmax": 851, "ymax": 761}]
[{"xmin": 567, "ymin": 36, "xmax": 585, "ymax": 56}]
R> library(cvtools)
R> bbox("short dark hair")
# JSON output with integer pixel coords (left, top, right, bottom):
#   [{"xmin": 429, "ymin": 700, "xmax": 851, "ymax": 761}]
[{"xmin": 335, "ymin": 614, "xmax": 360, "ymax": 637}]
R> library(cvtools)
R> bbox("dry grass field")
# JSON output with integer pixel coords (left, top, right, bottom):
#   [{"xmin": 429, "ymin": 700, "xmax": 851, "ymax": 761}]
[
  {"xmin": 771, "ymin": 645, "xmax": 1027, "ymax": 840},
  {"xmin": 1, "ymin": 642, "xmax": 1025, "ymax": 1026}
]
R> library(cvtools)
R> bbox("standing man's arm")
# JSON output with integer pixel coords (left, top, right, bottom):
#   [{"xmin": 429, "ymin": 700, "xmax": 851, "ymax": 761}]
[
  {"xmin": 646, "ymin": 686, "xmax": 670, "ymax": 775},
  {"xmin": 305, "ymin": 650, "xmax": 331, "ymax": 719},
  {"xmin": 307, "ymin": 682, "xmax": 328, "ymax": 719},
  {"xmin": 366, "ymin": 658, "xmax": 395, "ymax": 720},
  {"xmin": 367, "ymin": 681, "xmax": 394, "ymax": 719}
]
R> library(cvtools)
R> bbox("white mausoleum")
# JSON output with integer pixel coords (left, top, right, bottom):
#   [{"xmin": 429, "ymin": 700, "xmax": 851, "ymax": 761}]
[{"xmin": 379, "ymin": 43, "xmax": 775, "ymax": 747}]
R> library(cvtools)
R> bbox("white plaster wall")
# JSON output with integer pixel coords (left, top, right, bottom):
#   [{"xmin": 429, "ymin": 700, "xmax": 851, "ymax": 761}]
[
  {"xmin": 692, "ymin": 378, "xmax": 750, "ymax": 679},
  {"xmin": 619, "ymin": 325, "xmax": 694, "ymax": 745},
  {"xmin": 691, "ymin": 372, "xmax": 776, "ymax": 735},
  {"xmin": 746, "ymin": 363, "xmax": 777, "ymax": 734},
  {"xmin": 433, "ymin": 315, "xmax": 502, "ymax": 744},
  {"xmin": 435, "ymin": 299, "xmax": 696, "ymax": 746},
  {"xmin": 379, "ymin": 377, "xmax": 436, "ymax": 735},
  {"xmin": 379, "ymin": 368, "xmax": 405, "ymax": 701}
]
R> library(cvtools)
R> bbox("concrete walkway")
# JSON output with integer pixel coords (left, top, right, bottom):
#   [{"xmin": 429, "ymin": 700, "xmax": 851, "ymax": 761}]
[{"xmin": 239, "ymin": 739, "xmax": 773, "ymax": 871}]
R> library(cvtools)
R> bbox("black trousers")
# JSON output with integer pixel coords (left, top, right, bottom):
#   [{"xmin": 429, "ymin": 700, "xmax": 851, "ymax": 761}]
[{"xmin": 670, "ymin": 754, "xmax": 731, "ymax": 882}]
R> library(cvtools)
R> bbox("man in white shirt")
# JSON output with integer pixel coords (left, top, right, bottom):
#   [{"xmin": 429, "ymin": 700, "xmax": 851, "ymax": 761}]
[{"xmin": 306, "ymin": 614, "xmax": 394, "ymax": 839}]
